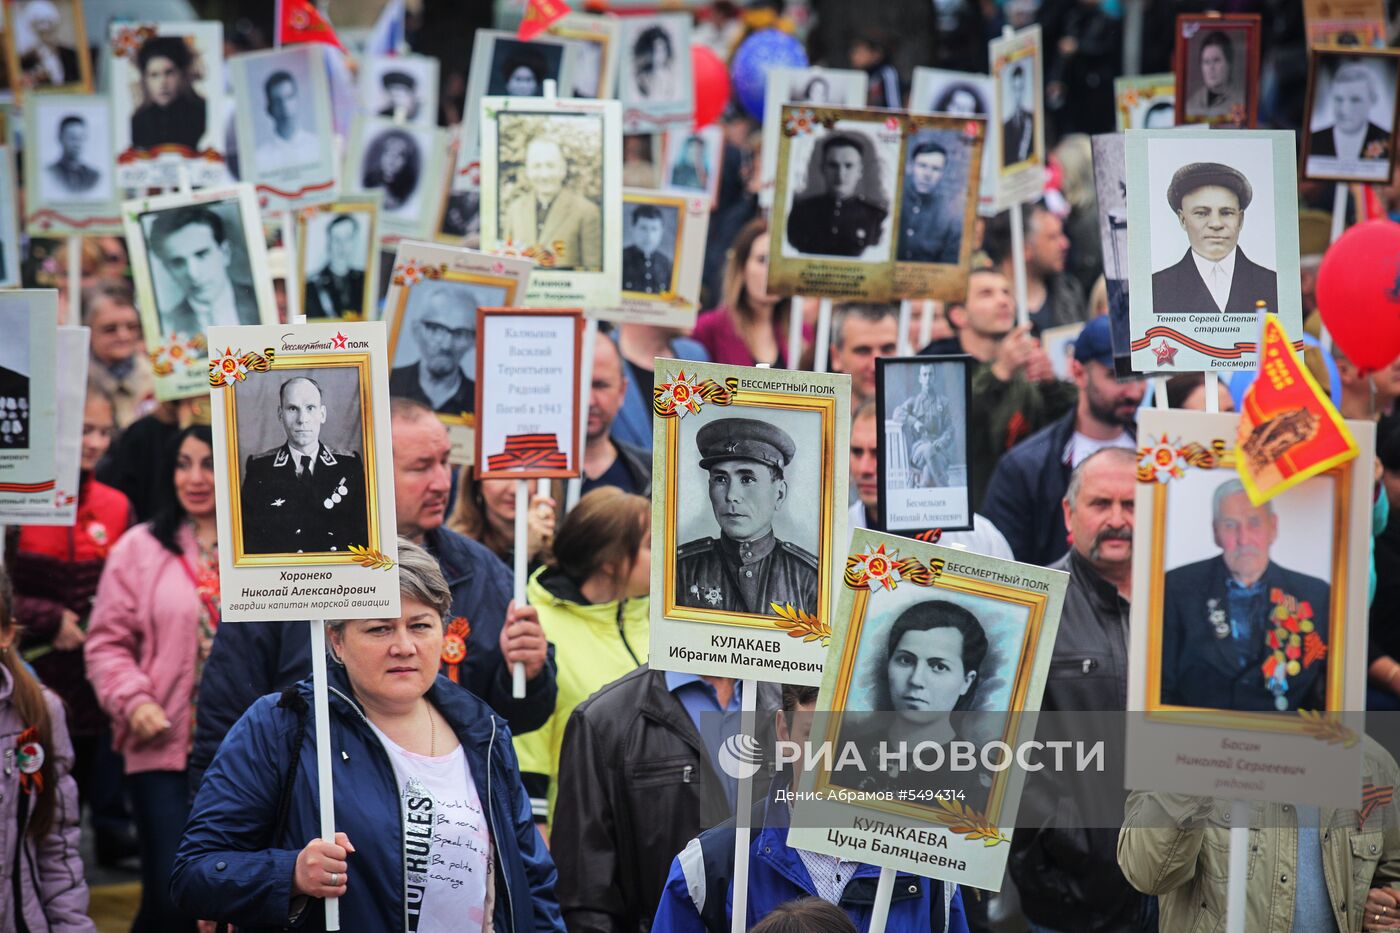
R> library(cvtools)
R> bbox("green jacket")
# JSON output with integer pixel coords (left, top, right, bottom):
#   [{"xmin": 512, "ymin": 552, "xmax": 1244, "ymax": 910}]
[
  {"xmin": 968, "ymin": 363, "xmax": 1077, "ymax": 511},
  {"xmin": 1117, "ymin": 738, "xmax": 1400, "ymax": 933}
]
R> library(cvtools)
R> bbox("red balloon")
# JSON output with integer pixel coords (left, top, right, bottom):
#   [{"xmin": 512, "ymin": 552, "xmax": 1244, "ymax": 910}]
[
  {"xmin": 1317, "ymin": 219, "xmax": 1400, "ymax": 373},
  {"xmin": 691, "ymin": 44, "xmax": 730, "ymax": 128}
]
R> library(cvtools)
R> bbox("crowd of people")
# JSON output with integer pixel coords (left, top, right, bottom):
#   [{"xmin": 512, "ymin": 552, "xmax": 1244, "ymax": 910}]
[{"xmin": 1, "ymin": 2, "xmax": 1400, "ymax": 932}]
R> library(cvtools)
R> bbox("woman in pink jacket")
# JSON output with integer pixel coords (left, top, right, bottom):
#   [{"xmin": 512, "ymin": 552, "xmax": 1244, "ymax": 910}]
[{"xmin": 87, "ymin": 424, "xmax": 217, "ymax": 933}]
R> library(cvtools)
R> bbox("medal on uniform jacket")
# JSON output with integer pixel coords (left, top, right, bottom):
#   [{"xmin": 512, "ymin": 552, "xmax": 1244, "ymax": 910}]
[
  {"xmin": 15, "ymin": 726, "xmax": 43, "ymax": 794},
  {"xmin": 1207, "ymin": 598, "xmax": 1229, "ymax": 639},
  {"xmin": 441, "ymin": 616, "xmax": 471, "ymax": 683}
]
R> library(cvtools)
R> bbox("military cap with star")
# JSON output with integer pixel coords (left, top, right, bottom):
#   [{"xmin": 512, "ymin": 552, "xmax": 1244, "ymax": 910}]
[
  {"xmin": 1167, "ymin": 162, "xmax": 1253, "ymax": 213},
  {"xmin": 695, "ymin": 417, "xmax": 796, "ymax": 472}
]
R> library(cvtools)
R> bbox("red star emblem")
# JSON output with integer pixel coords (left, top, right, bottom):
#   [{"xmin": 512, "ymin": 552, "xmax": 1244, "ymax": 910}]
[
  {"xmin": 331, "ymin": 331, "xmax": 348, "ymax": 349},
  {"xmin": 1152, "ymin": 340, "xmax": 1178, "ymax": 366}
]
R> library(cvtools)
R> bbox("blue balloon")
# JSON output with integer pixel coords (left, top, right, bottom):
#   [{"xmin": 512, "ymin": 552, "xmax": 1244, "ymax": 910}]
[{"xmin": 730, "ymin": 30, "xmax": 809, "ymax": 120}]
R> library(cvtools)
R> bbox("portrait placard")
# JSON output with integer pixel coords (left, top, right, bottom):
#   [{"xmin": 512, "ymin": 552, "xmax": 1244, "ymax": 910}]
[
  {"xmin": 1114, "ymin": 73, "xmax": 1176, "ymax": 131},
  {"xmin": 0, "ymin": 143, "xmax": 21, "ymax": 285},
  {"xmin": 473, "ymin": 307, "xmax": 582, "ymax": 480},
  {"xmin": 597, "ymin": 188, "xmax": 709, "ymax": 328},
  {"xmin": 0, "ymin": 324, "xmax": 83, "ymax": 523},
  {"xmin": 893, "ymin": 115, "xmax": 985, "ymax": 301},
  {"xmin": 384, "ymin": 242, "xmax": 532, "ymax": 465},
  {"xmin": 546, "ymin": 12, "xmax": 620, "ymax": 100},
  {"xmin": 1303, "ymin": 0, "xmax": 1387, "ymax": 48},
  {"xmin": 0, "ymin": 290, "xmax": 57, "ymax": 512},
  {"xmin": 1126, "ymin": 129, "xmax": 1302, "ymax": 373},
  {"xmin": 759, "ymin": 66, "xmax": 869, "ymax": 208},
  {"xmin": 344, "ymin": 116, "xmax": 448, "ymax": 243},
  {"xmin": 123, "ymin": 184, "xmax": 279, "ymax": 401},
  {"xmin": 230, "ymin": 44, "xmax": 337, "ymax": 212},
  {"xmin": 618, "ymin": 13, "xmax": 693, "ymax": 134},
  {"xmin": 459, "ymin": 29, "xmax": 573, "ymax": 185},
  {"xmin": 910, "ymin": 68, "xmax": 999, "ymax": 218},
  {"xmin": 1301, "ymin": 47, "xmax": 1400, "ymax": 183},
  {"xmin": 875, "ymin": 356, "xmax": 972, "ymax": 534},
  {"xmin": 479, "ymin": 94, "xmax": 623, "ymax": 309},
  {"xmin": 109, "ymin": 22, "xmax": 225, "ymax": 190},
  {"xmin": 621, "ymin": 131, "xmax": 662, "ymax": 188},
  {"xmin": 358, "ymin": 53, "xmax": 439, "ymax": 128},
  {"xmin": 1040, "ymin": 321, "xmax": 1085, "ymax": 382},
  {"xmin": 661, "ymin": 124, "xmax": 722, "ymax": 206},
  {"xmin": 20, "ymin": 92, "xmax": 121, "ymax": 236},
  {"xmin": 989, "ymin": 26, "xmax": 1046, "ymax": 210},
  {"xmin": 1090, "ymin": 132, "xmax": 1135, "ymax": 378},
  {"xmin": 209, "ymin": 322, "xmax": 400, "ymax": 623},
  {"xmin": 648, "ymin": 360, "xmax": 851, "ymax": 684},
  {"xmin": 1125, "ymin": 410, "xmax": 1370, "ymax": 807},
  {"xmin": 295, "ymin": 195, "xmax": 381, "ymax": 324},
  {"xmin": 2, "ymin": 0, "xmax": 89, "ymax": 98},
  {"xmin": 786, "ymin": 529, "xmax": 1067, "ymax": 891},
  {"xmin": 1173, "ymin": 13, "xmax": 1261, "ymax": 128},
  {"xmin": 436, "ymin": 185, "xmax": 481, "ymax": 245}
]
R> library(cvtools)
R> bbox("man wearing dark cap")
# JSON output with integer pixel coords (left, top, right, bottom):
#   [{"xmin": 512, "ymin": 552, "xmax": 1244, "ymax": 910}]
[
  {"xmin": 786, "ymin": 134, "xmax": 889, "ymax": 258},
  {"xmin": 377, "ymin": 70, "xmax": 422, "ymax": 122},
  {"xmin": 675, "ymin": 417, "xmax": 819, "ymax": 617},
  {"xmin": 1150, "ymin": 161, "xmax": 1278, "ymax": 315}
]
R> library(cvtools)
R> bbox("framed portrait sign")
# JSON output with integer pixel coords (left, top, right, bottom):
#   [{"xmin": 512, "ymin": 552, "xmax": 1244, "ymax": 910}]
[
  {"xmin": 384, "ymin": 242, "xmax": 533, "ymax": 465},
  {"xmin": 358, "ymin": 53, "xmax": 439, "ymax": 128},
  {"xmin": 229, "ymin": 44, "xmax": 338, "ymax": 213},
  {"xmin": 0, "ymin": 325, "xmax": 83, "ymax": 524},
  {"xmin": 208, "ymin": 321, "xmax": 401, "ymax": 623},
  {"xmin": 989, "ymin": 25, "xmax": 1046, "ymax": 210},
  {"xmin": 460, "ymin": 29, "xmax": 574, "ymax": 184},
  {"xmin": 546, "ymin": 12, "xmax": 620, "ymax": 100},
  {"xmin": 2, "ymin": 0, "xmax": 90, "ymax": 98},
  {"xmin": 20, "ymin": 93, "xmax": 121, "ymax": 237},
  {"xmin": 759, "ymin": 66, "xmax": 869, "ymax": 208},
  {"xmin": 1125, "ymin": 129, "xmax": 1302, "ymax": 374},
  {"xmin": 597, "ymin": 187, "xmax": 709, "ymax": 329},
  {"xmin": 618, "ymin": 13, "xmax": 693, "ymax": 134},
  {"xmin": 893, "ymin": 115, "xmax": 985, "ymax": 301},
  {"xmin": 479, "ymin": 94, "xmax": 623, "ymax": 309},
  {"xmin": 1040, "ymin": 321, "xmax": 1085, "ymax": 382},
  {"xmin": 1303, "ymin": 0, "xmax": 1387, "ymax": 49},
  {"xmin": 875, "ymin": 356, "xmax": 973, "ymax": 534},
  {"xmin": 123, "ymin": 184, "xmax": 279, "ymax": 401},
  {"xmin": 344, "ymin": 116, "xmax": 448, "ymax": 244},
  {"xmin": 1173, "ymin": 13, "xmax": 1261, "ymax": 129},
  {"xmin": 786, "ymin": 528, "xmax": 1068, "ymax": 891},
  {"xmin": 295, "ymin": 195, "xmax": 382, "ymax": 324},
  {"xmin": 1090, "ymin": 132, "xmax": 1134, "ymax": 379},
  {"xmin": 1114, "ymin": 73, "xmax": 1176, "ymax": 131},
  {"xmin": 661, "ymin": 124, "xmax": 722, "ymax": 206},
  {"xmin": 910, "ymin": 68, "xmax": 999, "ymax": 218},
  {"xmin": 473, "ymin": 306, "xmax": 582, "ymax": 480},
  {"xmin": 0, "ymin": 290, "xmax": 57, "ymax": 513},
  {"xmin": 1125, "ymin": 410, "xmax": 1370, "ymax": 807},
  {"xmin": 1301, "ymin": 47, "xmax": 1400, "ymax": 183},
  {"xmin": 648, "ymin": 359, "xmax": 851, "ymax": 684},
  {"xmin": 109, "ymin": 22, "xmax": 225, "ymax": 190}
]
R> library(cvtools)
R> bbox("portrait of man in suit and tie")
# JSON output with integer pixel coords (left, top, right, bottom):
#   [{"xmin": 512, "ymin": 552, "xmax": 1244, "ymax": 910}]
[
  {"xmin": 1001, "ymin": 62, "xmax": 1035, "ymax": 168},
  {"xmin": 44, "ymin": 114, "xmax": 99, "ymax": 196},
  {"xmin": 499, "ymin": 128, "xmax": 604, "ymax": 272},
  {"xmin": 142, "ymin": 203, "xmax": 262, "ymax": 337},
  {"xmin": 1149, "ymin": 161, "xmax": 1278, "ymax": 316},
  {"xmin": 1304, "ymin": 53, "xmax": 1398, "ymax": 181}
]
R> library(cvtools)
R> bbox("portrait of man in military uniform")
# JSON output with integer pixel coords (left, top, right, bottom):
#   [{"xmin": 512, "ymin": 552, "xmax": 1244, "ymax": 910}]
[
  {"xmin": 304, "ymin": 213, "xmax": 367, "ymax": 320},
  {"xmin": 896, "ymin": 136, "xmax": 962, "ymax": 265},
  {"xmin": 1159, "ymin": 478, "xmax": 1331, "ymax": 712},
  {"xmin": 892, "ymin": 363, "xmax": 955, "ymax": 488},
  {"xmin": 0, "ymin": 305, "xmax": 30, "ymax": 449},
  {"xmin": 785, "ymin": 130, "xmax": 891, "ymax": 260},
  {"xmin": 675, "ymin": 417, "xmax": 820, "ymax": 618},
  {"xmin": 620, "ymin": 203, "xmax": 675, "ymax": 295},
  {"xmin": 44, "ymin": 114, "xmax": 99, "ymax": 196},
  {"xmin": 238, "ymin": 374, "xmax": 370, "ymax": 557}
]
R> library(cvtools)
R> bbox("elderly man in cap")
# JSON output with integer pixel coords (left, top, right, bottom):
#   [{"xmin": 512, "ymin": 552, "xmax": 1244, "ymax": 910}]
[
  {"xmin": 1150, "ymin": 161, "xmax": 1278, "ymax": 315},
  {"xmin": 675, "ymin": 418, "xmax": 819, "ymax": 617},
  {"xmin": 377, "ymin": 70, "xmax": 422, "ymax": 121}
]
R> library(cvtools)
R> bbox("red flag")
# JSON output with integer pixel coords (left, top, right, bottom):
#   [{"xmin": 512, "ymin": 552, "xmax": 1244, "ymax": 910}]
[
  {"xmin": 519, "ymin": 0, "xmax": 572, "ymax": 41},
  {"xmin": 278, "ymin": 0, "xmax": 346, "ymax": 52},
  {"xmin": 1235, "ymin": 316, "xmax": 1358, "ymax": 505}
]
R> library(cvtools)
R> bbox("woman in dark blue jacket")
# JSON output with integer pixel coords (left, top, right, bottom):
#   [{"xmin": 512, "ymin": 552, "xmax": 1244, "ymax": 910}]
[{"xmin": 170, "ymin": 540, "xmax": 564, "ymax": 932}]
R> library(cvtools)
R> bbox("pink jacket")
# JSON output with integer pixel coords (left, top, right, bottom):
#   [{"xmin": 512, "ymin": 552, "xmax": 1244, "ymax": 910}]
[
  {"xmin": 0, "ymin": 672, "xmax": 93, "ymax": 932},
  {"xmin": 85, "ymin": 522, "xmax": 201, "ymax": 774}
]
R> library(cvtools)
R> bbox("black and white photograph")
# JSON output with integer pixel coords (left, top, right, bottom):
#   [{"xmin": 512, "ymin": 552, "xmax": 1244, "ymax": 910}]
[
  {"xmin": 989, "ymin": 27, "xmax": 1045, "ymax": 210},
  {"xmin": 1090, "ymin": 133, "xmax": 1133, "ymax": 376},
  {"xmin": 359, "ymin": 123, "xmax": 424, "ymax": 213},
  {"xmin": 910, "ymin": 68, "xmax": 1000, "ymax": 217},
  {"xmin": 548, "ymin": 13, "xmax": 618, "ymax": 100},
  {"xmin": 758, "ymin": 67, "xmax": 867, "ymax": 208},
  {"xmin": 438, "ymin": 188, "xmax": 481, "ymax": 240},
  {"xmin": 137, "ymin": 197, "xmax": 262, "ymax": 337},
  {"xmin": 780, "ymin": 123, "xmax": 898, "ymax": 262},
  {"xmin": 621, "ymin": 199, "xmax": 680, "ymax": 296},
  {"xmin": 388, "ymin": 279, "xmax": 503, "ymax": 417},
  {"xmin": 3, "ymin": 0, "xmax": 89, "ymax": 95},
  {"xmin": 1175, "ymin": 14, "xmax": 1260, "ymax": 128},
  {"xmin": 618, "ymin": 13, "xmax": 693, "ymax": 131},
  {"xmin": 895, "ymin": 128, "xmax": 971, "ymax": 265},
  {"xmin": 495, "ymin": 110, "xmax": 605, "ymax": 272},
  {"xmin": 925, "ymin": 80, "xmax": 989, "ymax": 117},
  {"xmin": 875, "ymin": 356, "xmax": 972, "ymax": 532},
  {"xmin": 0, "ymin": 302, "xmax": 30, "ymax": 449},
  {"xmin": 999, "ymin": 59, "xmax": 1036, "ymax": 169},
  {"xmin": 488, "ymin": 37, "xmax": 564, "ymax": 98},
  {"xmin": 1303, "ymin": 48, "xmax": 1400, "ymax": 182},
  {"xmin": 34, "ymin": 98, "xmax": 109, "ymax": 204},
  {"xmin": 232, "ymin": 367, "xmax": 370, "ymax": 558},
  {"xmin": 346, "ymin": 117, "xmax": 447, "ymax": 240},
  {"xmin": 360, "ymin": 53, "xmax": 438, "ymax": 127},
  {"xmin": 247, "ymin": 48, "xmax": 322, "ymax": 171},
  {"xmin": 298, "ymin": 201, "xmax": 377, "ymax": 322}
]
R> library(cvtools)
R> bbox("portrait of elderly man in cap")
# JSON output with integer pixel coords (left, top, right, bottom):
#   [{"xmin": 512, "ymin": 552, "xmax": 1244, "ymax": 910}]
[
  {"xmin": 1150, "ymin": 161, "xmax": 1278, "ymax": 315},
  {"xmin": 786, "ymin": 131, "xmax": 890, "ymax": 259},
  {"xmin": 675, "ymin": 417, "xmax": 819, "ymax": 618},
  {"xmin": 1309, "ymin": 60, "xmax": 1392, "ymax": 161},
  {"xmin": 376, "ymin": 70, "xmax": 423, "ymax": 120}
]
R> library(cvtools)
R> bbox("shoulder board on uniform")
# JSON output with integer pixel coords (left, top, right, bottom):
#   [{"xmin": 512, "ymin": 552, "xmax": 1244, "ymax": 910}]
[
  {"xmin": 322, "ymin": 447, "xmax": 361, "ymax": 466},
  {"xmin": 778, "ymin": 540, "xmax": 819, "ymax": 568},
  {"xmin": 676, "ymin": 537, "xmax": 717, "ymax": 557},
  {"xmin": 319, "ymin": 447, "xmax": 339, "ymax": 467},
  {"xmin": 251, "ymin": 446, "xmax": 290, "ymax": 468}
]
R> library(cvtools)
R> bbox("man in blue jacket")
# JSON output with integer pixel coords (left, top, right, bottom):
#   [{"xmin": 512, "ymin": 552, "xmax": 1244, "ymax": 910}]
[
  {"xmin": 652, "ymin": 684, "xmax": 968, "ymax": 933},
  {"xmin": 188, "ymin": 398, "xmax": 557, "ymax": 792}
]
